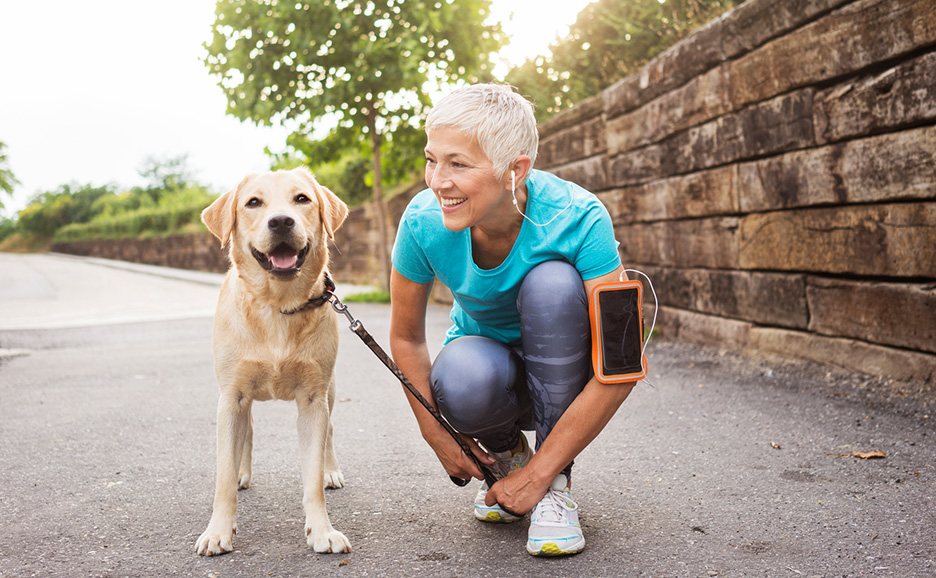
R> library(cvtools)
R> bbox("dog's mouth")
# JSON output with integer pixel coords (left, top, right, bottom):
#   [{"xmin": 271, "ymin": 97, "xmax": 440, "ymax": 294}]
[{"xmin": 251, "ymin": 243, "xmax": 309, "ymax": 279}]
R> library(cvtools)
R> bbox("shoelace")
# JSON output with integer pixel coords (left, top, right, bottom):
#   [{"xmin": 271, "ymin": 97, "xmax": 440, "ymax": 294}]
[{"xmin": 533, "ymin": 488, "xmax": 573, "ymax": 523}]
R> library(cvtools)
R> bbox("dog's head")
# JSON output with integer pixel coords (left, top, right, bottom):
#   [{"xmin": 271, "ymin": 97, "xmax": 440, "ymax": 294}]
[{"xmin": 202, "ymin": 167, "xmax": 349, "ymax": 281}]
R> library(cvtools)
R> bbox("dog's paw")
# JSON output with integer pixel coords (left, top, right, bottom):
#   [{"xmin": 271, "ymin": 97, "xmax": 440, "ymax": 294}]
[
  {"xmin": 238, "ymin": 472, "xmax": 251, "ymax": 490},
  {"xmin": 195, "ymin": 524, "xmax": 236, "ymax": 556},
  {"xmin": 306, "ymin": 527, "xmax": 351, "ymax": 553},
  {"xmin": 324, "ymin": 470, "xmax": 344, "ymax": 489}
]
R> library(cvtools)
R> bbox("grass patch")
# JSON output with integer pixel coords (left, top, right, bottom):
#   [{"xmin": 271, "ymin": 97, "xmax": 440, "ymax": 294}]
[{"xmin": 342, "ymin": 290, "xmax": 391, "ymax": 304}]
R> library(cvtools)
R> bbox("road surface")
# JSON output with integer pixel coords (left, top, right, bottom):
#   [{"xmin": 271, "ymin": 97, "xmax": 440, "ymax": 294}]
[{"xmin": 0, "ymin": 253, "xmax": 933, "ymax": 577}]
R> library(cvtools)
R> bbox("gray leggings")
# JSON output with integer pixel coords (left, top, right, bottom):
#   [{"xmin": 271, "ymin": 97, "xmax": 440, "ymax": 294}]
[{"xmin": 429, "ymin": 261, "xmax": 591, "ymax": 477}]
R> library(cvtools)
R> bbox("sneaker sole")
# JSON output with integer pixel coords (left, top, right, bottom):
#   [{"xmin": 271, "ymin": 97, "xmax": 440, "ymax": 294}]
[
  {"xmin": 474, "ymin": 508, "xmax": 521, "ymax": 523},
  {"xmin": 526, "ymin": 538, "xmax": 585, "ymax": 556}
]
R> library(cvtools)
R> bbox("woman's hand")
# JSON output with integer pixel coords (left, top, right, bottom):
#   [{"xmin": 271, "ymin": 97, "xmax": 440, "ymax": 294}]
[
  {"xmin": 423, "ymin": 426, "xmax": 494, "ymax": 481},
  {"xmin": 483, "ymin": 465, "xmax": 551, "ymax": 516}
]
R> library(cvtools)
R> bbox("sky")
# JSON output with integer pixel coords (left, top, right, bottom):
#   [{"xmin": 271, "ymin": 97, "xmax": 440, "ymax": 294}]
[{"xmin": 0, "ymin": 0, "xmax": 593, "ymax": 218}]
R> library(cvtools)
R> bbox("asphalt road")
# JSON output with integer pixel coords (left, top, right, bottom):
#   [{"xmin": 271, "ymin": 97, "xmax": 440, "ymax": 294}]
[{"xmin": 0, "ymin": 253, "xmax": 933, "ymax": 578}]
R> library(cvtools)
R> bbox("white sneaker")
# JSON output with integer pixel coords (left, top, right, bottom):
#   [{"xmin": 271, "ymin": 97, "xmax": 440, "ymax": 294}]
[
  {"xmin": 473, "ymin": 434, "xmax": 533, "ymax": 523},
  {"xmin": 526, "ymin": 473, "xmax": 584, "ymax": 556}
]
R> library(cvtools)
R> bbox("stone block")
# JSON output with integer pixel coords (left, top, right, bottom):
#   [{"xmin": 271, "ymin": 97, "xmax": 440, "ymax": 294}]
[
  {"xmin": 618, "ymin": 217, "xmax": 740, "ymax": 269},
  {"xmin": 602, "ymin": 165, "xmax": 739, "ymax": 223},
  {"xmin": 655, "ymin": 305, "xmax": 753, "ymax": 350},
  {"xmin": 738, "ymin": 145, "xmax": 844, "ymax": 212},
  {"xmin": 537, "ymin": 115, "xmax": 607, "ymax": 168},
  {"xmin": 663, "ymin": 89, "xmax": 815, "ymax": 176},
  {"xmin": 807, "ymin": 277, "xmax": 936, "ymax": 353},
  {"xmin": 739, "ymin": 203, "xmax": 936, "ymax": 277},
  {"xmin": 815, "ymin": 50, "xmax": 936, "ymax": 143},
  {"xmin": 609, "ymin": 144, "xmax": 663, "ymax": 187},
  {"xmin": 644, "ymin": 266, "xmax": 809, "ymax": 329},
  {"xmin": 721, "ymin": 0, "xmax": 852, "ymax": 59},
  {"xmin": 606, "ymin": 65, "xmax": 729, "ymax": 154},
  {"xmin": 739, "ymin": 125, "xmax": 936, "ymax": 212},
  {"xmin": 550, "ymin": 156, "xmax": 608, "ymax": 193},
  {"xmin": 603, "ymin": 76, "xmax": 641, "ymax": 123},
  {"xmin": 749, "ymin": 326, "xmax": 936, "ymax": 386},
  {"xmin": 727, "ymin": 0, "xmax": 936, "ymax": 109}
]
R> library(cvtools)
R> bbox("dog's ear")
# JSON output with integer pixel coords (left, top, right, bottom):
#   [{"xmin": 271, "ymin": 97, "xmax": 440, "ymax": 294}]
[
  {"xmin": 317, "ymin": 184, "xmax": 349, "ymax": 240},
  {"xmin": 201, "ymin": 176, "xmax": 250, "ymax": 246},
  {"xmin": 294, "ymin": 167, "xmax": 349, "ymax": 240}
]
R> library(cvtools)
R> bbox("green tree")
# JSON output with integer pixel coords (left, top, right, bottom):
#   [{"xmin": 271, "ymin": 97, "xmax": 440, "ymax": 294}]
[
  {"xmin": 139, "ymin": 154, "xmax": 195, "ymax": 192},
  {"xmin": 507, "ymin": 0, "xmax": 739, "ymax": 119},
  {"xmin": 0, "ymin": 141, "xmax": 20, "ymax": 209},
  {"xmin": 0, "ymin": 216, "xmax": 16, "ymax": 242},
  {"xmin": 203, "ymin": 0, "xmax": 505, "ymax": 288}
]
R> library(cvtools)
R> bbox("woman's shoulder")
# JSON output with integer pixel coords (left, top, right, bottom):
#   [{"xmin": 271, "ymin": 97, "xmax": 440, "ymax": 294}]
[{"xmin": 527, "ymin": 170, "xmax": 607, "ymax": 217}]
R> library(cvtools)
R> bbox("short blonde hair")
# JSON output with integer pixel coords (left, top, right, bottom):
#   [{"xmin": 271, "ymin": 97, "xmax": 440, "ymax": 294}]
[{"xmin": 425, "ymin": 83, "xmax": 539, "ymax": 180}]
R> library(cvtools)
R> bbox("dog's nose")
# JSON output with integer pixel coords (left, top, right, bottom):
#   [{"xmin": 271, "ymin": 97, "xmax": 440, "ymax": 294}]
[{"xmin": 268, "ymin": 215, "xmax": 295, "ymax": 232}]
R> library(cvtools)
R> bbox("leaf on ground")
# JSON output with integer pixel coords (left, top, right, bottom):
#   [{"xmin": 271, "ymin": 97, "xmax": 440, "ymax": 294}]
[{"xmin": 851, "ymin": 451, "xmax": 886, "ymax": 459}]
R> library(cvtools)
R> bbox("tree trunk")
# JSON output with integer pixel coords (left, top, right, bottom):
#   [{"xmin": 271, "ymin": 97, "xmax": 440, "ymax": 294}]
[{"xmin": 369, "ymin": 121, "xmax": 391, "ymax": 291}]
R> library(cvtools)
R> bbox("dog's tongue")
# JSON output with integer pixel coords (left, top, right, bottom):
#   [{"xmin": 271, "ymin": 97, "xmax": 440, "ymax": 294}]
[{"xmin": 270, "ymin": 251, "xmax": 298, "ymax": 269}]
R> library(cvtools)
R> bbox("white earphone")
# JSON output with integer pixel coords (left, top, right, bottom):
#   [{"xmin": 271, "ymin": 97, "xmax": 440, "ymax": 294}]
[{"xmin": 510, "ymin": 169, "xmax": 574, "ymax": 227}]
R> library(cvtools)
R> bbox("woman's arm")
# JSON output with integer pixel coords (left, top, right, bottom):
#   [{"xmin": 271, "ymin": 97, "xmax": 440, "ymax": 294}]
[
  {"xmin": 389, "ymin": 267, "xmax": 494, "ymax": 480},
  {"xmin": 484, "ymin": 265, "xmax": 636, "ymax": 513}
]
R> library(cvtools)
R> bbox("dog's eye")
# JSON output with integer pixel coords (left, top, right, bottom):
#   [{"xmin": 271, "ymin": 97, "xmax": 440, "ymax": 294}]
[
  {"xmin": 246, "ymin": 198, "xmax": 262, "ymax": 208},
  {"xmin": 294, "ymin": 194, "xmax": 311, "ymax": 204}
]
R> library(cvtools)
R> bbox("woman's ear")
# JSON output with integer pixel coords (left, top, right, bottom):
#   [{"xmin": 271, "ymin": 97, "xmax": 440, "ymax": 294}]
[{"xmin": 509, "ymin": 156, "xmax": 533, "ymax": 187}]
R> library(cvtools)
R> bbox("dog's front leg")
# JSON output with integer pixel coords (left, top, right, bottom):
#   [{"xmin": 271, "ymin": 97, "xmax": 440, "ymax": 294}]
[
  {"xmin": 238, "ymin": 403, "xmax": 253, "ymax": 489},
  {"xmin": 196, "ymin": 393, "xmax": 251, "ymax": 556},
  {"xmin": 297, "ymin": 395, "xmax": 350, "ymax": 553},
  {"xmin": 323, "ymin": 375, "xmax": 344, "ymax": 489}
]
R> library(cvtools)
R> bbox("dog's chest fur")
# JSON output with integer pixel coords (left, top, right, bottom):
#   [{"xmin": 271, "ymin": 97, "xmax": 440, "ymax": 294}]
[{"xmin": 214, "ymin": 299, "xmax": 339, "ymax": 402}]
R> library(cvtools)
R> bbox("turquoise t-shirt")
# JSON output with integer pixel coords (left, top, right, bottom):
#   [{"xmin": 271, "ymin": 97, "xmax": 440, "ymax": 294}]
[{"xmin": 392, "ymin": 169, "xmax": 621, "ymax": 345}]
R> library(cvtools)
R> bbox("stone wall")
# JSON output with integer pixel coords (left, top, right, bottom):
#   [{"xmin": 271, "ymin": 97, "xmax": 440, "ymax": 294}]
[
  {"xmin": 52, "ymin": 0, "xmax": 936, "ymax": 386},
  {"xmin": 535, "ymin": 0, "xmax": 936, "ymax": 385},
  {"xmin": 53, "ymin": 234, "xmax": 230, "ymax": 274}
]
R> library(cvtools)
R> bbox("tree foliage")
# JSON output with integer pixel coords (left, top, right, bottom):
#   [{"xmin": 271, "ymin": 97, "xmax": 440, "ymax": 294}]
[
  {"xmin": 17, "ymin": 184, "xmax": 114, "ymax": 239},
  {"xmin": 507, "ymin": 0, "xmax": 739, "ymax": 119},
  {"xmin": 0, "ymin": 141, "xmax": 20, "ymax": 209},
  {"xmin": 203, "ymin": 0, "xmax": 506, "ymax": 287},
  {"xmin": 204, "ymin": 0, "xmax": 503, "ymax": 133}
]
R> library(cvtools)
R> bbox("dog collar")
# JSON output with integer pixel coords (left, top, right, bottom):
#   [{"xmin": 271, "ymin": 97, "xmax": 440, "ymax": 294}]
[{"xmin": 280, "ymin": 272, "xmax": 336, "ymax": 315}]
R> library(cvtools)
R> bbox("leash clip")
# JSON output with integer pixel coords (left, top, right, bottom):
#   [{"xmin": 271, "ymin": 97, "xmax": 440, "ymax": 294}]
[{"xmin": 328, "ymin": 294, "xmax": 360, "ymax": 330}]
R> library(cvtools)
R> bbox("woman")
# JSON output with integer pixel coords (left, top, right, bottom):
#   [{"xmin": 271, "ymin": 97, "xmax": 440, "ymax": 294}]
[{"xmin": 389, "ymin": 83, "xmax": 635, "ymax": 557}]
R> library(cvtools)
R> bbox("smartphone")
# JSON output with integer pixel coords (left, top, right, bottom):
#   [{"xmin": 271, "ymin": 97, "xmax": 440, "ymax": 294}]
[{"xmin": 589, "ymin": 281, "xmax": 647, "ymax": 384}]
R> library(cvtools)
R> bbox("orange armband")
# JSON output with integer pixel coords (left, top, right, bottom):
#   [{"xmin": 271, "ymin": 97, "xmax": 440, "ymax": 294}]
[{"xmin": 588, "ymin": 281, "xmax": 648, "ymax": 384}]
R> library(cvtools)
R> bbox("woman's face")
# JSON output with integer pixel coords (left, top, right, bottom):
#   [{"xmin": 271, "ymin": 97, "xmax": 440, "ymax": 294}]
[{"xmin": 424, "ymin": 127, "xmax": 514, "ymax": 233}]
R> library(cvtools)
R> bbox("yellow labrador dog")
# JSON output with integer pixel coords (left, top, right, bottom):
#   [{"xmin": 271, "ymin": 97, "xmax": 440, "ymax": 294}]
[{"xmin": 195, "ymin": 167, "xmax": 350, "ymax": 556}]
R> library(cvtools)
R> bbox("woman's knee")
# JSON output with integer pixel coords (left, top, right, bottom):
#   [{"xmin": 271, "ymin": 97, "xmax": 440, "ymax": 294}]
[
  {"xmin": 429, "ymin": 336, "xmax": 524, "ymax": 431},
  {"xmin": 518, "ymin": 261, "xmax": 586, "ymax": 312}
]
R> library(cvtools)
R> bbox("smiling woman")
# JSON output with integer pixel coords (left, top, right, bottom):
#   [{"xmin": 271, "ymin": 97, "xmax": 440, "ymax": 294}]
[{"xmin": 387, "ymin": 83, "xmax": 635, "ymax": 558}]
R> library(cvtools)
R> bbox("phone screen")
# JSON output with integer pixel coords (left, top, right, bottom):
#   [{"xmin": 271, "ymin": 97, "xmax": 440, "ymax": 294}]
[{"xmin": 597, "ymin": 286, "xmax": 643, "ymax": 377}]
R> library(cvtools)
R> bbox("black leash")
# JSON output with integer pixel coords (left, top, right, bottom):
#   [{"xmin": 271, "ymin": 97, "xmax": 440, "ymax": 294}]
[{"xmin": 324, "ymin": 288, "xmax": 522, "ymax": 518}]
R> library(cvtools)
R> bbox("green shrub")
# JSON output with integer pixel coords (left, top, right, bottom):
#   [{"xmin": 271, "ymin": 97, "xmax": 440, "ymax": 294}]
[{"xmin": 54, "ymin": 200, "xmax": 209, "ymax": 242}]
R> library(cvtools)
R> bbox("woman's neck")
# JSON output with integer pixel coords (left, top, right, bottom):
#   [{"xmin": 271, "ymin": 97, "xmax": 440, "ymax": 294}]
[{"xmin": 470, "ymin": 185, "xmax": 526, "ymax": 269}]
